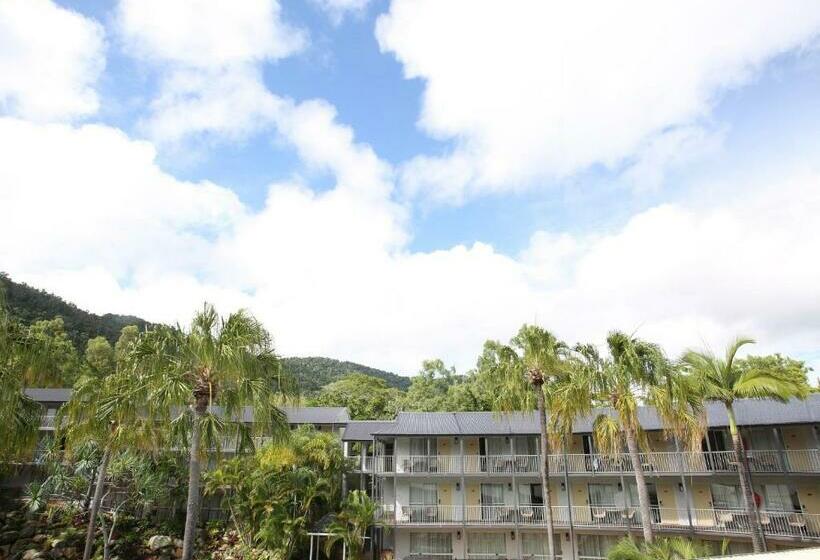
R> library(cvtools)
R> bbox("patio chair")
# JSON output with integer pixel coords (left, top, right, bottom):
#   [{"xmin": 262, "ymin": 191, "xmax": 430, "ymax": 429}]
[
  {"xmin": 716, "ymin": 511, "xmax": 734, "ymax": 527},
  {"xmin": 592, "ymin": 507, "xmax": 608, "ymax": 522},
  {"xmin": 788, "ymin": 512, "xmax": 807, "ymax": 532}
]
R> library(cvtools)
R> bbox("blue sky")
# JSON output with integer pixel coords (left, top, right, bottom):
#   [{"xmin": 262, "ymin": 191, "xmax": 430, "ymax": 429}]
[{"xmin": 1, "ymin": 0, "xmax": 820, "ymax": 376}]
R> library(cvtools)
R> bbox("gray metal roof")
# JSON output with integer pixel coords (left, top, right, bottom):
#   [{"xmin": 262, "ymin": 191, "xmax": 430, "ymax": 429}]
[
  {"xmin": 342, "ymin": 420, "xmax": 400, "ymax": 441},
  {"xmin": 281, "ymin": 406, "xmax": 350, "ymax": 425},
  {"xmin": 24, "ymin": 388, "xmax": 72, "ymax": 402},
  {"xmin": 372, "ymin": 395, "xmax": 820, "ymax": 437}
]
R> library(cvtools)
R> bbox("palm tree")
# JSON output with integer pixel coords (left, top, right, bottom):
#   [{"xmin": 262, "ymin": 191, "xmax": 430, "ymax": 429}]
[
  {"xmin": 608, "ymin": 536, "xmax": 708, "ymax": 560},
  {"xmin": 131, "ymin": 303, "xmax": 298, "ymax": 560},
  {"xmin": 59, "ymin": 368, "xmax": 155, "ymax": 560},
  {"xmin": 492, "ymin": 325, "xmax": 572, "ymax": 560},
  {"xmin": 325, "ymin": 490, "xmax": 384, "ymax": 560},
  {"xmin": 588, "ymin": 331, "xmax": 683, "ymax": 544},
  {"xmin": 682, "ymin": 337, "xmax": 810, "ymax": 553},
  {"xmin": 0, "ymin": 285, "xmax": 51, "ymax": 464}
]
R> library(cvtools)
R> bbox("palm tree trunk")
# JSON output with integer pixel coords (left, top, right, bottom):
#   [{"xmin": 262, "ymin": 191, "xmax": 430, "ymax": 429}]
[
  {"xmin": 83, "ymin": 446, "xmax": 111, "ymax": 560},
  {"xmin": 623, "ymin": 425, "xmax": 654, "ymax": 543},
  {"xmin": 182, "ymin": 405, "xmax": 204, "ymax": 560},
  {"xmin": 726, "ymin": 405, "xmax": 765, "ymax": 553},
  {"xmin": 536, "ymin": 388, "xmax": 556, "ymax": 560}
]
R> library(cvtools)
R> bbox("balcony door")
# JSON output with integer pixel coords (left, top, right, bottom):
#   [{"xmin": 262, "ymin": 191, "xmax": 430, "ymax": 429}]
[
  {"xmin": 588, "ymin": 483, "xmax": 617, "ymax": 507},
  {"xmin": 627, "ymin": 482, "xmax": 660, "ymax": 523},
  {"xmin": 480, "ymin": 483, "xmax": 505, "ymax": 521},
  {"xmin": 409, "ymin": 437, "xmax": 438, "ymax": 472},
  {"xmin": 409, "ymin": 483, "xmax": 439, "ymax": 522},
  {"xmin": 711, "ymin": 483, "xmax": 741, "ymax": 509}
]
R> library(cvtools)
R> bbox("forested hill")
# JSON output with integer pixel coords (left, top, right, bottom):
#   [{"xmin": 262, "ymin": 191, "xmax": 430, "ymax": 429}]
[
  {"xmin": 1, "ymin": 273, "xmax": 408, "ymax": 392},
  {"xmin": 1, "ymin": 273, "xmax": 153, "ymax": 350},
  {"xmin": 281, "ymin": 357, "xmax": 410, "ymax": 393}
]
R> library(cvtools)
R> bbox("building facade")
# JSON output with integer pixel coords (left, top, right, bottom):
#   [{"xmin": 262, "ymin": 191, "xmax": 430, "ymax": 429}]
[{"xmin": 344, "ymin": 396, "xmax": 820, "ymax": 560}]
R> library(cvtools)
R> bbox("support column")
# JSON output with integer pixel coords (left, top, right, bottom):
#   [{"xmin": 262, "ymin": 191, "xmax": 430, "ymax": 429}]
[
  {"xmin": 459, "ymin": 437, "xmax": 467, "ymax": 534},
  {"xmin": 342, "ymin": 441, "xmax": 349, "ymax": 497},
  {"xmin": 510, "ymin": 437, "xmax": 522, "ymax": 560},
  {"xmin": 562, "ymin": 440, "xmax": 576, "ymax": 560},
  {"xmin": 674, "ymin": 437, "xmax": 694, "ymax": 537}
]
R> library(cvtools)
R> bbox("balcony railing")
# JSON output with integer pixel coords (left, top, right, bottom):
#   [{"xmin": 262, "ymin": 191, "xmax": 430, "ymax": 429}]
[
  {"xmin": 379, "ymin": 504, "xmax": 820, "ymax": 541},
  {"xmin": 374, "ymin": 449, "xmax": 820, "ymax": 475}
]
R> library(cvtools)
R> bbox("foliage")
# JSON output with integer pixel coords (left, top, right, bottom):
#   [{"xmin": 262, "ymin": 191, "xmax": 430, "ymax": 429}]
[
  {"xmin": 607, "ymin": 536, "xmax": 710, "ymax": 560},
  {"xmin": 309, "ymin": 373, "xmax": 402, "ymax": 419},
  {"xmin": 1, "ymin": 272, "xmax": 152, "ymax": 351},
  {"xmin": 281, "ymin": 356, "xmax": 409, "ymax": 393},
  {"xmin": 205, "ymin": 426, "xmax": 350, "ymax": 558},
  {"xmin": 324, "ymin": 490, "xmax": 383, "ymax": 560}
]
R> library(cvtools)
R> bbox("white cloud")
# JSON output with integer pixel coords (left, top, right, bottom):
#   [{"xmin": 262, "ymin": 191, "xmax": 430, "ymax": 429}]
[
  {"xmin": 0, "ymin": 0, "xmax": 105, "ymax": 121},
  {"xmin": 311, "ymin": 0, "xmax": 372, "ymax": 24},
  {"xmin": 376, "ymin": 0, "xmax": 820, "ymax": 203},
  {"xmin": 117, "ymin": 0, "xmax": 306, "ymax": 142},
  {"xmin": 2, "ymin": 115, "xmax": 819, "ymax": 376},
  {"xmin": 117, "ymin": 0, "xmax": 305, "ymax": 68}
]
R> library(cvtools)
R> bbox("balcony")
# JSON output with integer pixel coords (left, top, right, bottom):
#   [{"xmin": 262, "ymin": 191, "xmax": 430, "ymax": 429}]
[
  {"xmin": 373, "ymin": 449, "xmax": 820, "ymax": 476},
  {"xmin": 379, "ymin": 504, "xmax": 820, "ymax": 541}
]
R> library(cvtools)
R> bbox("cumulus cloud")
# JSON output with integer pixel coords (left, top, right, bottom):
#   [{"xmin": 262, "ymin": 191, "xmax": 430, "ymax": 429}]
[
  {"xmin": 0, "ymin": 0, "xmax": 105, "ymax": 121},
  {"xmin": 311, "ymin": 0, "xmax": 372, "ymax": 24},
  {"xmin": 376, "ymin": 0, "xmax": 820, "ymax": 202},
  {"xmin": 117, "ymin": 0, "xmax": 306, "ymax": 142},
  {"xmin": 2, "ymin": 115, "xmax": 819, "ymax": 375}
]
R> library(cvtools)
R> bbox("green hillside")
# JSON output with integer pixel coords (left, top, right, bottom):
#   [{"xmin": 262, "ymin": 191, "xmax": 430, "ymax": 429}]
[
  {"xmin": 1, "ymin": 273, "xmax": 408, "ymax": 392},
  {"xmin": 282, "ymin": 356, "xmax": 410, "ymax": 393}
]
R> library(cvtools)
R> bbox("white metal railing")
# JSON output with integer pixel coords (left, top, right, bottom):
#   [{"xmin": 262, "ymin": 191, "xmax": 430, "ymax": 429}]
[
  {"xmin": 379, "ymin": 504, "xmax": 820, "ymax": 540},
  {"xmin": 376, "ymin": 449, "xmax": 820, "ymax": 476},
  {"xmin": 40, "ymin": 414, "xmax": 57, "ymax": 429}
]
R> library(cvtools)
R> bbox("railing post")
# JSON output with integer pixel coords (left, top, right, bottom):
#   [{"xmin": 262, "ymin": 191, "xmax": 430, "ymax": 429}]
[
  {"xmin": 619, "ymin": 459, "xmax": 631, "ymax": 538},
  {"xmin": 459, "ymin": 437, "xmax": 467, "ymax": 531}
]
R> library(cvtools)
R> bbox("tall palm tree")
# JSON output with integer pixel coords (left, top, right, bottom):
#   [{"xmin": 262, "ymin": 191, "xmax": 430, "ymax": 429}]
[
  {"xmin": 682, "ymin": 337, "xmax": 810, "ymax": 552},
  {"xmin": 492, "ymin": 325, "xmax": 572, "ymax": 560},
  {"xmin": 59, "ymin": 367, "xmax": 155, "ymax": 560},
  {"xmin": 0, "ymin": 284, "xmax": 52, "ymax": 464},
  {"xmin": 588, "ymin": 331, "xmax": 682, "ymax": 544},
  {"xmin": 131, "ymin": 304, "xmax": 298, "ymax": 560}
]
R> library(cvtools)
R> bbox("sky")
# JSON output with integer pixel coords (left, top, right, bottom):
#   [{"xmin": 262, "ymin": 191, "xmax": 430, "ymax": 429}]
[{"xmin": 1, "ymin": 0, "xmax": 820, "ymax": 378}]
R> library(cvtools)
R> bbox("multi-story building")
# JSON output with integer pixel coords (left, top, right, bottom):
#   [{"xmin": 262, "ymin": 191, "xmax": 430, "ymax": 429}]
[{"xmin": 344, "ymin": 396, "xmax": 820, "ymax": 560}]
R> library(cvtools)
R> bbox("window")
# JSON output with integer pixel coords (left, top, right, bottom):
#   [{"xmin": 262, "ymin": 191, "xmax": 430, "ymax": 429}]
[
  {"xmin": 579, "ymin": 535, "xmax": 618, "ymax": 559},
  {"xmin": 483, "ymin": 437, "xmax": 508, "ymax": 456},
  {"xmin": 521, "ymin": 533, "xmax": 547, "ymax": 557},
  {"xmin": 763, "ymin": 484, "xmax": 793, "ymax": 511},
  {"xmin": 410, "ymin": 533, "xmax": 452, "ymax": 555},
  {"xmin": 480, "ymin": 483, "xmax": 505, "ymax": 506},
  {"xmin": 468, "ymin": 532, "xmax": 506, "ymax": 556},
  {"xmin": 518, "ymin": 484, "xmax": 543, "ymax": 506},
  {"xmin": 711, "ymin": 483, "xmax": 741, "ymax": 509},
  {"xmin": 588, "ymin": 483, "xmax": 617, "ymax": 507},
  {"xmin": 515, "ymin": 436, "xmax": 539, "ymax": 455},
  {"xmin": 410, "ymin": 438, "xmax": 437, "ymax": 456},
  {"xmin": 410, "ymin": 483, "xmax": 438, "ymax": 506}
]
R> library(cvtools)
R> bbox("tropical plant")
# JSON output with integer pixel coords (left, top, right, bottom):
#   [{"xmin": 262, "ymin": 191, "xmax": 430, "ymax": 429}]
[
  {"xmin": 587, "ymin": 331, "xmax": 703, "ymax": 543},
  {"xmin": 682, "ymin": 337, "xmax": 810, "ymax": 552},
  {"xmin": 490, "ymin": 325, "xmax": 573, "ymax": 560},
  {"xmin": 59, "ymin": 325, "xmax": 154, "ymax": 560},
  {"xmin": 607, "ymin": 536, "xmax": 709, "ymax": 560},
  {"xmin": 324, "ymin": 490, "xmax": 383, "ymax": 560},
  {"xmin": 130, "ymin": 304, "xmax": 298, "ymax": 560}
]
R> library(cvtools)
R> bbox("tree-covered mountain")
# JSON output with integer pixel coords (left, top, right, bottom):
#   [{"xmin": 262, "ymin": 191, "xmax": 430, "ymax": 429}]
[
  {"xmin": 1, "ymin": 273, "xmax": 153, "ymax": 351},
  {"xmin": 1, "ymin": 273, "xmax": 408, "ymax": 392},
  {"xmin": 282, "ymin": 356, "xmax": 410, "ymax": 393}
]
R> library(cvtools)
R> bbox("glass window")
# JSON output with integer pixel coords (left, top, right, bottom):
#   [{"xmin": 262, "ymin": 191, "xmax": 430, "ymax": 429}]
[
  {"xmin": 579, "ymin": 535, "xmax": 618, "ymax": 558},
  {"xmin": 515, "ymin": 436, "xmax": 538, "ymax": 455},
  {"xmin": 485, "ymin": 437, "xmax": 508, "ymax": 456},
  {"xmin": 468, "ymin": 532, "xmax": 506, "ymax": 555},
  {"xmin": 480, "ymin": 483, "xmax": 505, "ymax": 506},
  {"xmin": 763, "ymin": 484, "xmax": 792, "ymax": 511},
  {"xmin": 711, "ymin": 483, "xmax": 741, "ymax": 509},
  {"xmin": 410, "ymin": 532, "xmax": 452, "ymax": 554},
  {"xmin": 521, "ymin": 533, "xmax": 547, "ymax": 557},
  {"xmin": 588, "ymin": 483, "xmax": 617, "ymax": 507},
  {"xmin": 410, "ymin": 483, "xmax": 438, "ymax": 506},
  {"xmin": 518, "ymin": 484, "xmax": 543, "ymax": 506},
  {"xmin": 410, "ymin": 438, "xmax": 428, "ymax": 456}
]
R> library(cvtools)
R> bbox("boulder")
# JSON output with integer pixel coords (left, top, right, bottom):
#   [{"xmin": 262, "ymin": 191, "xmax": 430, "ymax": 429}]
[
  {"xmin": 22, "ymin": 550, "xmax": 43, "ymax": 560},
  {"xmin": 0, "ymin": 532, "xmax": 17, "ymax": 545},
  {"xmin": 50, "ymin": 539, "xmax": 65, "ymax": 549},
  {"xmin": 19, "ymin": 525, "xmax": 35, "ymax": 539},
  {"xmin": 148, "ymin": 535, "xmax": 174, "ymax": 551},
  {"xmin": 31, "ymin": 536, "xmax": 47, "ymax": 545}
]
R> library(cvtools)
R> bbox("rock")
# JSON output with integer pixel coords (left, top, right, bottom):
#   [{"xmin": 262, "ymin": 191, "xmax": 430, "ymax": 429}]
[
  {"xmin": 0, "ymin": 532, "xmax": 17, "ymax": 545},
  {"xmin": 22, "ymin": 550, "xmax": 43, "ymax": 560},
  {"xmin": 173, "ymin": 539, "xmax": 183, "ymax": 550},
  {"xmin": 19, "ymin": 525, "xmax": 35, "ymax": 539},
  {"xmin": 10, "ymin": 539, "xmax": 33, "ymax": 554},
  {"xmin": 62, "ymin": 547, "xmax": 77, "ymax": 559},
  {"xmin": 148, "ymin": 535, "xmax": 174, "ymax": 551},
  {"xmin": 50, "ymin": 538, "xmax": 65, "ymax": 549},
  {"xmin": 31, "ymin": 536, "xmax": 47, "ymax": 545}
]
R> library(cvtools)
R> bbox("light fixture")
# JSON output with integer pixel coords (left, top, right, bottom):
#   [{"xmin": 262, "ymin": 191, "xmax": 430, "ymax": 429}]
[
  {"xmin": 678, "ymin": 483, "xmax": 684, "ymax": 493},
  {"xmin": 456, "ymin": 531, "xmax": 461, "ymax": 540},
  {"xmin": 560, "ymin": 482, "xmax": 566, "ymax": 491},
  {"xmin": 456, "ymin": 482, "xmax": 461, "ymax": 491},
  {"xmin": 507, "ymin": 482, "xmax": 513, "ymax": 491},
  {"xmin": 617, "ymin": 482, "xmax": 623, "ymax": 491},
  {"xmin": 510, "ymin": 531, "xmax": 515, "ymax": 540}
]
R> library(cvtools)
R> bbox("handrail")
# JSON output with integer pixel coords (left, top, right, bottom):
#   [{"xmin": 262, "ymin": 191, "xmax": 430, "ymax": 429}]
[{"xmin": 375, "ymin": 449, "xmax": 820, "ymax": 475}]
